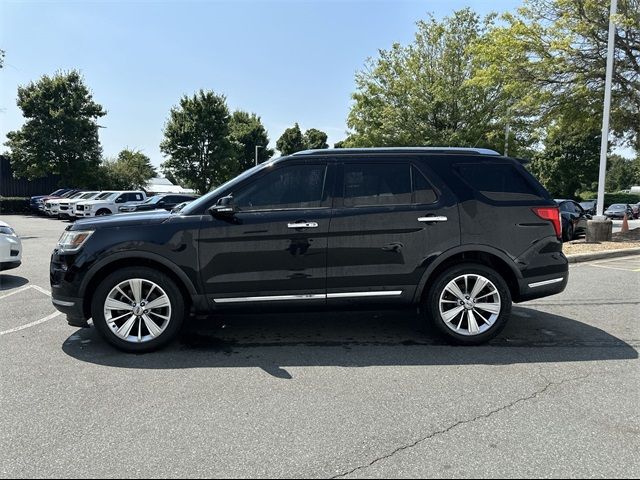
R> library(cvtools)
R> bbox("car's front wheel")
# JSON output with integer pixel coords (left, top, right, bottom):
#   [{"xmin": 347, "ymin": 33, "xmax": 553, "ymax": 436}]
[
  {"xmin": 424, "ymin": 263, "xmax": 512, "ymax": 345},
  {"xmin": 91, "ymin": 267, "xmax": 185, "ymax": 352}
]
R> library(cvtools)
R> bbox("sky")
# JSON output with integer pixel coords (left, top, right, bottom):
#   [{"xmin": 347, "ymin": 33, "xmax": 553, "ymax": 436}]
[{"xmin": 1, "ymin": 0, "xmax": 524, "ymax": 168}]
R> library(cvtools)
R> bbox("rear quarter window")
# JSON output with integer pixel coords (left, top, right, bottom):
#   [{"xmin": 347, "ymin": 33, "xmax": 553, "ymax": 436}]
[{"xmin": 455, "ymin": 163, "xmax": 545, "ymax": 202}]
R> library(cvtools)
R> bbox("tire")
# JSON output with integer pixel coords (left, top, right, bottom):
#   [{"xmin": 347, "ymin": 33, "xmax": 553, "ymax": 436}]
[
  {"xmin": 563, "ymin": 223, "xmax": 574, "ymax": 242},
  {"xmin": 91, "ymin": 267, "xmax": 185, "ymax": 353},
  {"xmin": 424, "ymin": 263, "xmax": 512, "ymax": 345},
  {"xmin": 96, "ymin": 209, "xmax": 112, "ymax": 216}
]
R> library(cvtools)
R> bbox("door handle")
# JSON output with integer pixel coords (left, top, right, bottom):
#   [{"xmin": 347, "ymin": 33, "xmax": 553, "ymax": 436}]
[
  {"xmin": 288, "ymin": 222, "xmax": 319, "ymax": 229},
  {"xmin": 418, "ymin": 216, "xmax": 448, "ymax": 223}
]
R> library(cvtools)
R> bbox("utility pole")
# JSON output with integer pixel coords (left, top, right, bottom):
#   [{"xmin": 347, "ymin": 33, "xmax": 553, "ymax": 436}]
[{"xmin": 255, "ymin": 145, "xmax": 263, "ymax": 166}]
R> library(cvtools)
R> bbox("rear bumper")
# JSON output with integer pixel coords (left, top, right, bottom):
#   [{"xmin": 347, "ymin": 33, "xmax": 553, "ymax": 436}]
[{"xmin": 516, "ymin": 272, "xmax": 568, "ymax": 302}]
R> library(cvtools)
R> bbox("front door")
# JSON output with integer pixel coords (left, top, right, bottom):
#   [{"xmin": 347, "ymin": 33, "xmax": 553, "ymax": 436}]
[
  {"xmin": 326, "ymin": 159, "xmax": 460, "ymax": 305},
  {"xmin": 198, "ymin": 161, "xmax": 334, "ymax": 307}
]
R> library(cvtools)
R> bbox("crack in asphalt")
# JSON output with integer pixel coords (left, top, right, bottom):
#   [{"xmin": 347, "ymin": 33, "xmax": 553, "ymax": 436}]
[{"xmin": 329, "ymin": 373, "xmax": 591, "ymax": 479}]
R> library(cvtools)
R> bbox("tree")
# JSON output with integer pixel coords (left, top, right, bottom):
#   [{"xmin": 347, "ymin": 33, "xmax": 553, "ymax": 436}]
[
  {"xmin": 160, "ymin": 90, "xmax": 235, "ymax": 195},
  {"xmin": 474, "ymin": 0, "xmax": 640, "ymax": 150},
  {"xmin": 4, "ymin": 70, "xmax": 106, "ymax": 187},
  {"xmin": 101, "ymin": 149, "xmax": 156, "ymax": 190},
  {"xmin": 303, "ymin": 128, "xmax": 329, "ymax": 150},
  {"xmin": 276, "ymin": 123, "xmax": 306, "ymax": 155},
  {"xmin": 528, "ymin": 119, "xmax": 601, "ymax": 198},
  {"xmin": 229, "ymin": 110, "xmax": 274, "ymax": 173},
  {"xmin": 606, "ymin": 154, "xmax": 637, "ymax": 191},
  {"xmin": 344, "ymin": 9, "xmax": 529, "ymax": 154}
]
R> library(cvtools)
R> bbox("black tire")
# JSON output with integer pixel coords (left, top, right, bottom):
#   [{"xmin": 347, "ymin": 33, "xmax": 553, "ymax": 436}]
[
  {"xmin": 563, "ymin": 223, "xmax": 574, "ymax": 242},
  {"xmin": 424, "ymin": 263, "xmax": 512, "ymax": 345},
  {"xmin": 91, "ymin": 267, "xmax": 185, "ymax": 353},
  {"xmin": 96, "ymin": 209, "xmax": 112, "ymax": 216}
]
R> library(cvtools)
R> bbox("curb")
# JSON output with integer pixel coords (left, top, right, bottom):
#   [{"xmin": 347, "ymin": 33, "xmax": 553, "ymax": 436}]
[{"xmin": 566, "ymin": 247, "xmax": 640, "ymax": 264}]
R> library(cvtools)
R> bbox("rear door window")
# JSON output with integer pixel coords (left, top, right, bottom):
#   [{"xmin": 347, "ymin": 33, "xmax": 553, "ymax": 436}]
[
  {"xmin": 455, "ymin": 163, "xmax": 545, "ymax": 201},
  {"xmin": 343, "ymin": 163, "xmax": 412, "ymax": 207}
]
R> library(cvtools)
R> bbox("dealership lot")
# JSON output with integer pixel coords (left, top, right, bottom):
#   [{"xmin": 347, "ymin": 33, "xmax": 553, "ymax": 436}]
[{"xmin": 1, "ymin": 215, "xmax": 638, "ymax": 478}]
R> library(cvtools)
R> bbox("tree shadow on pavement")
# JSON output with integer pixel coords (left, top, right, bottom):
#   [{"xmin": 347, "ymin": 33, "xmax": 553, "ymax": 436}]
[{"xmin": 62, "ymin": 306, "xmax": 638, "ymax": 377}]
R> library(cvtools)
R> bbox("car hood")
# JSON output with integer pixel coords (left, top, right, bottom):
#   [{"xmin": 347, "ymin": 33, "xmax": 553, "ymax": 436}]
[{"xmin": 73, "ymin": 211, "xmax": 172, "ymax": 230}]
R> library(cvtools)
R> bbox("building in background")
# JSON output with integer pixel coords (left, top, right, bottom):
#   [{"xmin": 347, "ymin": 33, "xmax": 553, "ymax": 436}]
[{"xmin": 144, "ymin": 177, "xmax": 195, "ymax": 196}]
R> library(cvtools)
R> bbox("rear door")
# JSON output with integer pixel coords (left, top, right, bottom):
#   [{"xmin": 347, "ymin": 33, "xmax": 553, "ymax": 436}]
[
  {"xmin": 326, "ymin": 158, "xmax": 460, "ymax": 305},
  {"xmin": 198, "ymin": 160, "xmax": 334, "ymax": 307}
]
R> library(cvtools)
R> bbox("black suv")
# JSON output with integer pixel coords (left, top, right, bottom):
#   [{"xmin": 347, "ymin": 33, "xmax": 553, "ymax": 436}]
[{"xmin": 50, "ymin": 148, "xmax": 568, "ymax": 352}]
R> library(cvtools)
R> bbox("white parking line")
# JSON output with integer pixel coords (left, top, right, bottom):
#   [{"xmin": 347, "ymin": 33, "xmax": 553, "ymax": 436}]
[
  {"xmin": 0, "ymin": 284, "xmax": 60, "ymax": 336},
  {"xmin": 0, "ymin": 312, "xmax": 61, "ymax": 336},
  {"xmin": 0, "ymin": 285, "xmax": 33, "ymax": 300}
]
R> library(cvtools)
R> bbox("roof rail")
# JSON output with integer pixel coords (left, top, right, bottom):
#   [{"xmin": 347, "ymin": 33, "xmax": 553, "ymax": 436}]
[{"xmin": 291, "ymin": 147, "xmax": 501, "ymax": 156}]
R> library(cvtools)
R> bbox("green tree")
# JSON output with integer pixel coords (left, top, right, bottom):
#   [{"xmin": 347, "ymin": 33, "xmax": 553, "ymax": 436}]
[
  {"xmin": 229, "ymin": 110, "xmax": 274, "ymax": 173},
  {"xmin": 101, "ymin": 149, "xmax": 156, "ymax": 190},
  {"xmin": 4, "ymin": 70, "xmax": 106, "ymax": 187},
  {"xmin": 345, "ymin": 9, "xmax": 527, "ymax": 153},
  {"xmin": 303, "ymin": 128, "xmax": 329, "ymax": 150},
  {"xmin": 474, "ymin": 0, "xmax": 640, "ymax": 150},
  {"xmin": 276, "ymin": 123, "xmax": 306, "ymax": 155},
  {"xmin": 528, "ymin": 119, "xmax": 601, "ymax": 198},
  {"xmin": 606, "ymin": 154, "xmax": 637, "ymax": 191},
  {"xmin": 160, "ymin": 90, "xmax": 235, "ymax": 195}
]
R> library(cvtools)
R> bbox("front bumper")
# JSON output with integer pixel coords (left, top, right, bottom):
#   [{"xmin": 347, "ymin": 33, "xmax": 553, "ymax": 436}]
[{"xmin": 51, "ymin": 293, "xmax": 88, "ymax": 327}]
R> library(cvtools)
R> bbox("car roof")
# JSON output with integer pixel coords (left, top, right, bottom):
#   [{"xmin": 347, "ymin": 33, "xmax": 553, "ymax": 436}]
[{"xmin": 290, "ymin": 147, "xmax": 502, "ymax": 157}]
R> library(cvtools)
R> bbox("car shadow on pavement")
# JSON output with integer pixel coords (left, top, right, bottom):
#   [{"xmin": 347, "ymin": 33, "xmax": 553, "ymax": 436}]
[
  {"xmin": 0, "ymin": 274, "xmax": 29, "ymax": 291},
  {"xmin": 61, "ymin": 306, "xmax": 638, "ymax": 377}
]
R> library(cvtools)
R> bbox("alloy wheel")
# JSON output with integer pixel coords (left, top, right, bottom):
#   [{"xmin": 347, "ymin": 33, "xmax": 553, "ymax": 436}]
[
  {"xmin": 103, "ymin": 279, "xmax": 172, "ymax": 343},
  {"xmin": 438, "ymin": 274, "xmax": 501, "ymax": 336}
]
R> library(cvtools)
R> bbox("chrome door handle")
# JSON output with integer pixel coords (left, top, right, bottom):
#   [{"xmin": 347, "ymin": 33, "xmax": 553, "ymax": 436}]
[
  {"xmin": 418, "ymin": 216, "xmax": 448, "ymax": 223},
  {"xmin": 288, "ymin": 222, "xmax": 319, "ymax": 229}
]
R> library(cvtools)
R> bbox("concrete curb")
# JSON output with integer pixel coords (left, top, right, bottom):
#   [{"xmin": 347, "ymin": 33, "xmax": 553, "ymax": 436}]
[{"xmin": 566, "ymin": 247, "xmax": 640, "ymax": 263}]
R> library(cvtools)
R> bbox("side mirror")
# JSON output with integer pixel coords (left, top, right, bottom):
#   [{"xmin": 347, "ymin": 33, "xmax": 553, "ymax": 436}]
[{"xmin": 209, "ymin": 195, "xmax": 237, "ymax": 217}]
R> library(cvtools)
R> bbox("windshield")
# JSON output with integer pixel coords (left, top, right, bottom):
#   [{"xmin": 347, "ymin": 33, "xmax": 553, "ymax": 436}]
[
  {"xmin": 80, "ymin": 192, "xmax": 98, "ymax": 199},
  {"xmin": 143, "ymin": 196, "xmax": 161, "ymax": 204},
  {"xmin": 609, "ymin": 204, "xmax": 626, "ymax": 209},
  {"xmin": 68, "ymin": 192, "xmax": 85, "ymax": 199},
  {"xmin": 182, "ymin": 162, "xmax": 274, "ymax": 215},
  {"xmin": 95, "ymin": 192, "xmax": 117, "ymax": 200}
]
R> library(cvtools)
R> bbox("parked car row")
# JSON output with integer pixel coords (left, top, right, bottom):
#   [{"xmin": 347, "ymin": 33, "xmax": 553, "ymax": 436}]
[
  {"xmin": 30, "ymin": 189, "xmax": 197, "ymax": 220},
  {"xmin": 555, "ymin": 199, "xmax": 640, "ymax": 242}
]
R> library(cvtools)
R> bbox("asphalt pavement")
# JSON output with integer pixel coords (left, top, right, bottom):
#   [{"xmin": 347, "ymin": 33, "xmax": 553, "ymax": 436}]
[{"xmin": 0, "ymin": 214, "xmax": 638, "ymax": 478}]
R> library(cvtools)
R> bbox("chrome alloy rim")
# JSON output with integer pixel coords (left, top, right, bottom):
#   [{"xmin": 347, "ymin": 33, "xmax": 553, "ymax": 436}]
[
  {"xmin": 103, "ymin": 279, "xmax": 172, "ymax": 343},
  {"xmin": 438, "ymin": 274, "xmax": 501, "ymax": 336}
]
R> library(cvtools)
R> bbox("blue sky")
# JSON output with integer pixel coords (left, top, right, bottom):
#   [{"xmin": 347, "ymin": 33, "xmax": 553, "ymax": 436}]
[{"xmin": 1, "ymin": 0, "xmax": 523, "ymax": 167}]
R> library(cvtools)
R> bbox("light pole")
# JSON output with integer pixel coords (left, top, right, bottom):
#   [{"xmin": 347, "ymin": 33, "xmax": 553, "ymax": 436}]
[
  {"xmin": 588, "ymin": 0, "xmax": 617, "ymax": 242},
  {"xmin": 255, "ymin": 145, "xmax": 263, "ymax": 166}
]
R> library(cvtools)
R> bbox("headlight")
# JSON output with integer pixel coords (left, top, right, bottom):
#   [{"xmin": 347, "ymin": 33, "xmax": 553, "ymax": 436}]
[
  {"xmin": 84, "ymin": 205, "xmax": 92, "ymax": 211},
  {"xmin": 0, "ymin": 226, "xmax": 16, "ymax": 236},
  {"xmin": 57, "ymin": 230, "xmax": 93, "ymax": 253}
]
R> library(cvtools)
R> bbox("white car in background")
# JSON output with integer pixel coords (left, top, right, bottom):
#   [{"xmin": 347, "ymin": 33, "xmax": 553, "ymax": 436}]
[
  {"xmin": 44, "ymin": 191, "xmax": 87, "ymax": 216},
  {"xmin": 57, "ymin": 191, "xmax": 100, "ymax": 219},
  {"xmin": 74, "ymin": 191, "xmax": 147, "ymax": 217},
  {"xmin": 0, "ymin": 221, "xmax": 22, "ymax": 271}
]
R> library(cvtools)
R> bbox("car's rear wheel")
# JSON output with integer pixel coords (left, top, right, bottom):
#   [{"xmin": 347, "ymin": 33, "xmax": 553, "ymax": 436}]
[
  {"xmin": 91, "ymin": 267, "xmax": 185, "ymax": 352},
  {"xmin": 563, "ymin": 223, "xmax": 574, "ymax": 242},
  {"xmin": 424, "ymin": 263, "xmax": 512, "ymax": 345}
]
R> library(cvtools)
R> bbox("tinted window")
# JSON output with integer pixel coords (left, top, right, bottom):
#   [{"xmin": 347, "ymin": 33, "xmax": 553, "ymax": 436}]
[
  {"xmin": 343, "ymin": 163, "xmax": 411, "ymax": 207},
  {"xmin": 456, "ymin": 163, "xmax": 544, "ymax": 201},
  {"xmin": 412, "ymin": 166, "xmax": 437, "ymax": 204},
  {"xmin": 234, "ymin": 164, "xmax": 327, "ymax": 211}
]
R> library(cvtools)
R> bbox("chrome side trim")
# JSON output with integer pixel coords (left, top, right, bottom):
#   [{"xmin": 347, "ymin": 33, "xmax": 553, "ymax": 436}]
[
  {"xmin": 213, "ymin": 291, "xmax": 404, "ymax": 303},
  {"xmin": 528, "ymin": 277, "xmax": 564, "ymax": 288},
  {"xmin": 214, "ymin": 294, "xmax": 326, "ymax": 304},
  {"xmin": 52, "ymin": 298, "xmax": 76, "ymax": 307},
  {"xmin": 418, "ymin": 216, "xmax": 448, "ymax": 223},
  {"xmin": 327, "ymin": 291, "xmax": 403, "ymax": 299}
]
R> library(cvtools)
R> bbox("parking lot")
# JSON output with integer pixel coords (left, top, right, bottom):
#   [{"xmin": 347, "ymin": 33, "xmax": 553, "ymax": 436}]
[{"xmin": 1, "ymin": 214, "xmax": 638, "ymax": 478}]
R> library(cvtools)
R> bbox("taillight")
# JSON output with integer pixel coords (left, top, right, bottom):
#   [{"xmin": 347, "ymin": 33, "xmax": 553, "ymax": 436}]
[{"xmin": 532, "ymin": 206, "xmax": 562, "ymax": 239}]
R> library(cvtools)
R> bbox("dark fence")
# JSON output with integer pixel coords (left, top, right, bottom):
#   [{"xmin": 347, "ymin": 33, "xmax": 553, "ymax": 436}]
[{"xmin": 0, "ymin": 155, "xmax": 61, "ymax": 197}]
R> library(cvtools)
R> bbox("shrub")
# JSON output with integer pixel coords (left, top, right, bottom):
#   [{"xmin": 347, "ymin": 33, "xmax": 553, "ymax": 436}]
[
  {"xmin": 577, "ymin": 191, "xmax": 640, "ymax": 206},
  {"xmin": 0, "ymin": 197, "xmax": 30, "ymax": 214}
]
